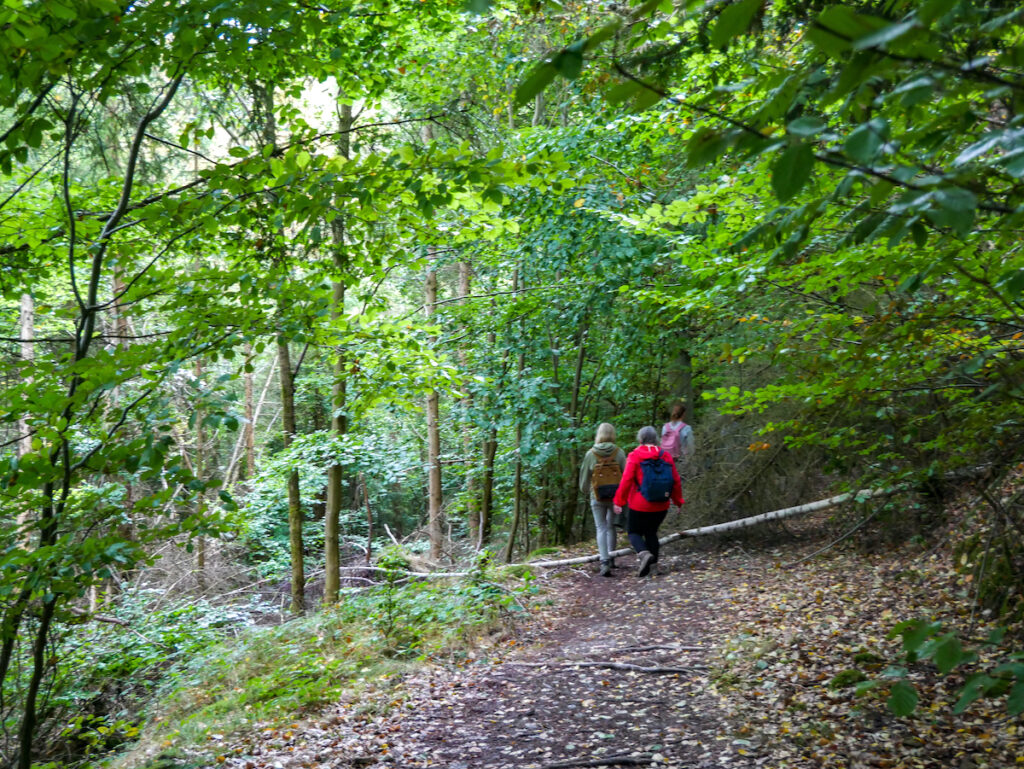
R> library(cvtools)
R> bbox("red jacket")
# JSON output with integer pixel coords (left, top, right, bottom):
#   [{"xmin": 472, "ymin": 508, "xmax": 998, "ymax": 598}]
[{"xmin": 613, "ymin": 444, "xmax": 684, "ymax": 512}]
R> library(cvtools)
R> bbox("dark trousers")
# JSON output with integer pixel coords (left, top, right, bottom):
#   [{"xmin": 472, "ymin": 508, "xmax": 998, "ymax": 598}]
[{"xmin": 627, "ymin": 508, "xmax": 668, "ymax": 562}]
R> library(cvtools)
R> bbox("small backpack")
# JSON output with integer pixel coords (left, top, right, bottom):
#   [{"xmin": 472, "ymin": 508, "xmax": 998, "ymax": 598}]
[
  {"xmin": 660, "ymin": 422, "xmax": 691, "ymax": 461},
  {"xmin": 639, "ymin": 450, "xmax": 674, "ymax": 503},
  {"xmin": 591, "ymin": 452, "xmax": 622, "ymax": 500}
]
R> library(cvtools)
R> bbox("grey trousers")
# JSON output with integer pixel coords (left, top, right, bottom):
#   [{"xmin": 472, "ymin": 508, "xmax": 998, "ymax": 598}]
[{"xmin": 591, "ymin": 498, "xmax": 617, "ymax": 562}]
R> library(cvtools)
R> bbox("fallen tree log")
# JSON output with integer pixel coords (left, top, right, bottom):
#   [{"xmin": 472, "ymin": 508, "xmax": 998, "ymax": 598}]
[
  {"xmin": 521, "ymin": 485, "xmax": 904, "ymax": 569},
  {"xmin": 387, "ymin": 472, "xmax": 986, "ymax": 577}
]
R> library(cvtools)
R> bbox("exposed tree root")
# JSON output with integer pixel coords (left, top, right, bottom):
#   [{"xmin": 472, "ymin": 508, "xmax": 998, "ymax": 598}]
[
  {"xmin": 504, "ymin": 661, "xmax": 701, "ymax": 674},
  {"xmin": 607, "ymin": 643, "xmax": 704, "ymax": 655},
  {"xmin": 535, "ymin": 753, "xmax": 656, "ymax": 768}
]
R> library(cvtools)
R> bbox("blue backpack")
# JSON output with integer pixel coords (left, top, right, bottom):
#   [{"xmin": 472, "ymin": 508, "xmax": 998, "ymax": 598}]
[{"xmin": 639, "ymin": 450, "xmax": 674, "ymax": 502}]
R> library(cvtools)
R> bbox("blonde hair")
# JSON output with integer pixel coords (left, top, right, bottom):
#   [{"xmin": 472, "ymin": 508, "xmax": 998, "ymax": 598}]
[{"xmin": 594, "ymin": 422, "xmax": 616, "ymax": 444}]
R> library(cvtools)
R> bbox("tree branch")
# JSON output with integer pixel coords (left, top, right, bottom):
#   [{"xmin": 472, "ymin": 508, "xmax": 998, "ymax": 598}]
[
  {"xmin": 504, "ymin": 661, "xmax": 701, "ymax": 674},
  {"xmin": 535, "ymin": 753, "xmax": 656, "ymax": 769},
  {"xmin": 611, "ymin": 61, "xmax": 1014, "ymax": 215}
]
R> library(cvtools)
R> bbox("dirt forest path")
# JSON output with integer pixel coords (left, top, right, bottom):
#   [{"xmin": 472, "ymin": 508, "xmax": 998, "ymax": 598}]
[
  {"xmin": 381, "ymin": 548, "xmax": 761, "ymax": 769},
  {"xmin": 212, "ymin": 513, "xmax": 1023, "ymax": 769},
  {"xmin": 224, "ymin": 546, "xmax": 769, "ymax": 769}
]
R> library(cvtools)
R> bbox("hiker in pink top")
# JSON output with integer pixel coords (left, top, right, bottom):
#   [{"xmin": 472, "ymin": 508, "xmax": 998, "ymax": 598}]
[{"xmin": 660, "ymin": 403, "xmax": 694, "ymax": 470}]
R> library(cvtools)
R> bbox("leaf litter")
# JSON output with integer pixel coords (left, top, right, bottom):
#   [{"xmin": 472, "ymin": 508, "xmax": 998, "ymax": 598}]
[{"xmin": 195, "ymin": 515, "xmax": 1022, "ymax": 769}]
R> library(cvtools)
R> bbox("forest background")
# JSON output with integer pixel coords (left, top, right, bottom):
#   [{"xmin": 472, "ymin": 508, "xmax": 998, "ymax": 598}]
[{"xmin": 3, "ymin": 0, "xmax": 1024, "ymax": 767}]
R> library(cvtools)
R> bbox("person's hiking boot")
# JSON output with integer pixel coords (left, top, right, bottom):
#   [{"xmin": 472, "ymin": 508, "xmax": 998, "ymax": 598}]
[
  {"xmin": 599, "ymin": 560, "xmax": 612, "ymax": 577},
  {"xmin": 636, "ymin": 551, "xmax": 654, "ymax": 577}
]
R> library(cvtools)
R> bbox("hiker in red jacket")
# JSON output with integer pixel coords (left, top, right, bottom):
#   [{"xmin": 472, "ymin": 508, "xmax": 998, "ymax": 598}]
[{"xmin": 613, "ymin": 426, "xmax": 684, "ymax": 577}]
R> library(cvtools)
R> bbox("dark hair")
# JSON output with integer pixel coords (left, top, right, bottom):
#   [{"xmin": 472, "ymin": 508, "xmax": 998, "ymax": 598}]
[
  {"xmin": 637, "ymin": 425, "xmax": 659, "ymax": 445},
  {"xmin": 670, "ymin": 403, "xmax": 686, "ymax": 421}
]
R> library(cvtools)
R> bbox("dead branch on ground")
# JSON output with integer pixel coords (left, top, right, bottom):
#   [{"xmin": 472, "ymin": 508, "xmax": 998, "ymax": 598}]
[
  {"xmin": 536, "ymin": 753, "xmax": 656, "ymax": 768},
  {"xmin": 503, "ymin": 661, "xmax": 702, "ymax": 674}
]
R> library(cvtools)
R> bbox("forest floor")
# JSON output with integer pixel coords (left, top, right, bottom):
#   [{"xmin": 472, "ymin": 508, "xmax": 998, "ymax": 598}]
[{"xmin": 202, "ymin": 513, "xmax": 1023, "ymax": 769}]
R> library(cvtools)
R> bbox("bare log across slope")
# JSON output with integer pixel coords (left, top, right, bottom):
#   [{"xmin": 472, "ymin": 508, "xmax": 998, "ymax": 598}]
[{"xmin": 520, "ymin": 486, "xmax": 903, "ymax": 569}]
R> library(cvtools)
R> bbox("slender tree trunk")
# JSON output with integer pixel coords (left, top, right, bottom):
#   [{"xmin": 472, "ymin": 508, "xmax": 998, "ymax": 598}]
[
  {"xmin": 16, "ymin": 293, "xmax": 34, "ymax": 458},
  {"xmin": 244, "ymin": 342, "xmax": 256, "ymax": 480},
  {"xmin": 278, "ymin": 337, "xmax": 304, "ymax": 614},
  {"xmin": 255, "ymin": 80, "xmax": 303, "ymax": 612},
  {"xmin": 15, "ymin": 294, "xmax": 34, "ymax": 541},
  {"xmin": 227, "ymin": 354, "xmax": 276, "ymax": 488},
  {"xmin": 480, "ymin": 431, "xmax": 497, "ymax": 547},
  {"xmin": 458, "ymin": 261, "xmax": 479, "ymax": 545},
  {"xmin": 477, "ymin": 305, "xmax": 502, "ymax": 549},
  {"xmin": 194, "ymin": 359, "xmax": 207, "ymax": 591},
  {"xmin": 502, "ymin": 398, "xmax": 525, "ymax": 560},
  {"xmin": 17, "ymin": 595, "xmax": 55, "ymax": 769},
  {"xmin": 360, "ymin": 472, "xmax": 372, "ymax": 565},
  {"xmin": 561, "ymin": 323, "xmax": 589, "ymax": 542},
  {"xmin": 569, "ymin": 323, "xmax": 587, "ymax": 421},
  {"xmin": 425, "ymin": 252, "xmax": 443, "ymax": 561},
  {"xmin": 324, "ymin": 102, "xmax": 352, "ymax": 603},
  {"xmin": 679, "ymin": 347, "xmax": 694, "ymax": 419},
  {"xmin": 651, "ymin": 352, "xmax": 664, "ymax": 425},
  {"xmin": 503, "ymin": 267, "xmax": 525, "ymax": 563},
  {"xmin": 13, "ymin": 77, "xmax": 182, "ymax": 769}
]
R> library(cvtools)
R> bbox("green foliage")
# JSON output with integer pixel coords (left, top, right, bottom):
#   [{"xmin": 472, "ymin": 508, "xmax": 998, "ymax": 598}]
[
  {"xmin": 828, "ymin": 668, "xmax": 868, "ymax": 689},
  {"xmin": 237, "ymin": 431, "xmax": 426, "ymax": 574},
  {"xmin": 501, "ymin": 0, "xmax": 1024, "ymax": 517},
  {"xmin": 146, "ymin": 569, "xmax": 535, "ymax": 756},
  {"xmin": 853, "ymin": 619, "xmax": 1024, "ymax": 717},
  {"xmin": 1, "ymin": 0, "xmax": 552, "ymax": 762},
  {"xmin": 1, "ymin": 591, "xmax": 251, "ymax": 762}
]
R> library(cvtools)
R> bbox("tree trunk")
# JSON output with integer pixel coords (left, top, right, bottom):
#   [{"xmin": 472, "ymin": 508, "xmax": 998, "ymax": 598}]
[
  {"xmin": 227, "ymin": 353, "xmax": 276, "ymax": 488},
  {"xmin": 477, "ymin": 307, "xmax": 502, "ymax": 549},
  {"xmin": 651, "ymin": 352, "xmax": 664, "ymax": 426},
  {"xmin": 11, "ymin": 78, "xmax": 182, "ymax": 769},
  {"xmin": 194, "ymin": 359, "xmax": 207, "ymax": 592},
  {"xmin": 15, "ymin": 294, "xmax": 34, "ymax": 540},
  {"xmin": 243, "ymin": 342, "xmax": 256, "ymax": 480},
  {"xmin": 503, "ymin": 267, "xmax": 525, "ymax": 563},
  {"xmin": 16, "ymin": 292, "xmax": 34, "ymax": 458},
  {"xmin": 458, "ymin": 260, "xmax": 478, "ymax": 545},
  {"xmin": 479, "ymin": 430, "xmax": 497, "ymax": 547},
  {"xmin": 324, "ymin": 102, "xmax": 352, "ymax": 604},
  {"xmin": 678, "ymin": 347, "xmax": 694, "ymax": 419},
  {"xmin": 560, "ymin": 323, "xmax": 588, "ymax": 542},
  {"xmin": 666, "ymin": 342, "xmax": 695, "ymax": 418},
  {"xmin": 278, "ymin": 337, "xmax": 304, "ymax": 614},
  {"xmin": 361, "ymin": 472, "xmax": 373, "ymax": 565},
  {"xmin": 256, "ymin": 80, "xmax": 303, "ymax": 613},
  {"xmin": 425, "ymin": 253, "xmax": 444, "ymax": 561}
]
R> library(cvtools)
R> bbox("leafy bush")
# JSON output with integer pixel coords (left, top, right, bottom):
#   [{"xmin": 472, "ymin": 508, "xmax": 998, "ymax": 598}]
[
  {"xmin": 137, "ymin": 565, "xmax": 535, "ymax": 759},
  {"xmin": 855, "ymin": 619, "xmax": 1024, "ymax": 717},
  {"xmin": 29, "ymin": 591, "xmax": 253, "ymax": 763},
  {"xmin": 237, "ymin": 431, "xmax": 425, "ymax": 574}
]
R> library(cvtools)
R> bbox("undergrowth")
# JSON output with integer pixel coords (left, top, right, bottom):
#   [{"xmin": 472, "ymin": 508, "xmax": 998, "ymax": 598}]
[{"xmin": 108, "ymin": 556, "xmax": 535, "ymax": 769}]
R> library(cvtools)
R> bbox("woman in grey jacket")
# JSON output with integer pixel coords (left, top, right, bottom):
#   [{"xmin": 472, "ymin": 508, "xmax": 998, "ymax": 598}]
[{"xmin": 579, "ymin": 423, "xmax": 627, "ymax": 576}]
